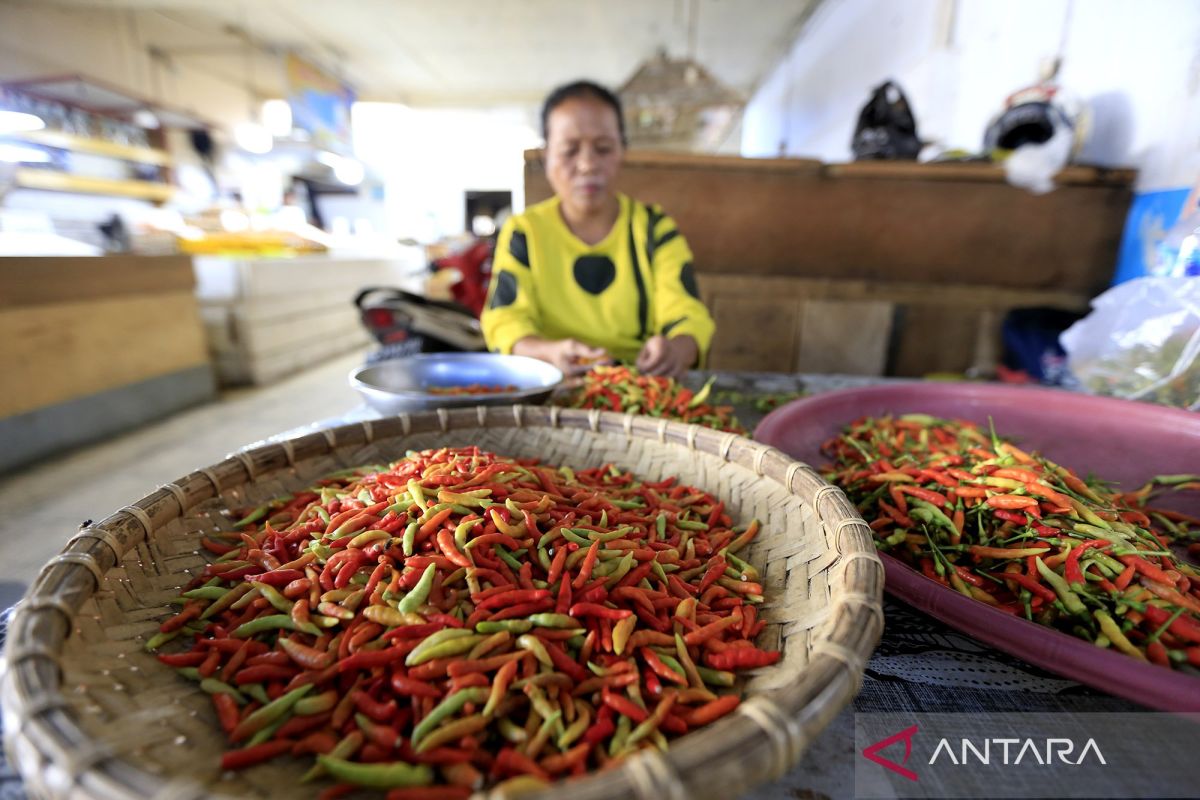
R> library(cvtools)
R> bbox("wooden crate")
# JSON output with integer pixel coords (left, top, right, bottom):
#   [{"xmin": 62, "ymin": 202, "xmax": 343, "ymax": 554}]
[
  {"xmin": 699, "ymin": 275, "xmax": 1090, "ymax": 376},
  {"xmin": 525, "ymin": 151, "xmax": 1133, "ymax": 295},
  {"xmin": 524, "ymin": 151, "xmax": 1128, "ymax": 375},
  {"xmin": 0, "ymin": 255, "xmax": 215, "ymax": 470},
  {"xmin": 192, "ymin": 252, "xmax": 426, "ymax": 386}
]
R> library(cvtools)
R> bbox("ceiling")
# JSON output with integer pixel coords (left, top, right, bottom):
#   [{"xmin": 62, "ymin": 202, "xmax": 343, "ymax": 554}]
[{"xmin": 17, "ymin": 0, "xmax": 820, "ymax": 107}]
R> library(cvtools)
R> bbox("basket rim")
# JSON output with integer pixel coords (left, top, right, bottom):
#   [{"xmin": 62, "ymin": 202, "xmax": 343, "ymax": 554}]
[{"xmin": 1, "ymin": 404, "xmax": 884, "ymax": 800}]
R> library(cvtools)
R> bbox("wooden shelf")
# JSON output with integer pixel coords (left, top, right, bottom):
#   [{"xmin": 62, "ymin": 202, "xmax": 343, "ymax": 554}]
[
  {"xmin": 14, "ymin": 168, "xmax": 175, "ymax": 201},
  {"xmin": 824, "ymin": 160, "xmax": 1137, "ymax": 186},
  {"xmin": 3, "ymin": 130, "xmax": 171, "ymax": 167}
]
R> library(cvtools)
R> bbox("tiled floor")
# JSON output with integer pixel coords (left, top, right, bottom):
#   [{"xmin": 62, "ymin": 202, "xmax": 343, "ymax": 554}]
[{"xmin": 0, "ymin": 348, "xmax": 372, "ymax": 599}]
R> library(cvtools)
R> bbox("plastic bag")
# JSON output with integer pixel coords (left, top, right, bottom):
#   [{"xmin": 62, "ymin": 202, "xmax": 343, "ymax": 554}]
[
  {"xmin": 1060, "ymin": 277, "xmax": 1200, "ymax": 410},
  {"xmin": 851, "ymin": 81, "xmax": 922, "ymax": 160}
]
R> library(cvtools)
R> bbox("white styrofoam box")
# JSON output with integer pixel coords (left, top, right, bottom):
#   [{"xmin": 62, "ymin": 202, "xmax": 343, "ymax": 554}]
[
  {"xmin": 215, "ymin": 327, "xmax": 369, "ymax": 386},
  {"xmin": 192, "ymin": 251, "xmax": 428, "ymax": 303}
]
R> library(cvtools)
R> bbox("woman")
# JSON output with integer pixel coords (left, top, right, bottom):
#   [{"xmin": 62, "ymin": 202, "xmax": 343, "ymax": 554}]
[{"xmin": 481, "ymin": 80, "xmax": 714, "ymax": 378}]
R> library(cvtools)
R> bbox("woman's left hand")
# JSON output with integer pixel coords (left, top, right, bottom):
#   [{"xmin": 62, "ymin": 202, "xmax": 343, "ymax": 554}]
[{"xmin": 636, "ymin": 335, "xmax": 698, "ymax": 380}]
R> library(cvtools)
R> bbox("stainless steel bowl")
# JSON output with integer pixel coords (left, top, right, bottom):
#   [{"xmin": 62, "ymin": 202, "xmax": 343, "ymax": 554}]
[{"xmin": 349, "ymin": 353, "xmax": 565, "ymax": 414}]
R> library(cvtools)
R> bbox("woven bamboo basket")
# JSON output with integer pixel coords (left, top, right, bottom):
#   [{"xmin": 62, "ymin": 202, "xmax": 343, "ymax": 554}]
[{"xmin": 1, "ymin": 405, "xmax": 883, "ymax": 800}]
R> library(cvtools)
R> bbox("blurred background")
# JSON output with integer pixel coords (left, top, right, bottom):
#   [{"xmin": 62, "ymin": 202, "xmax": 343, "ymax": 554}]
[{"xmin": 1, "ymin": 0, "xmax": 1199, "ymax": 474}]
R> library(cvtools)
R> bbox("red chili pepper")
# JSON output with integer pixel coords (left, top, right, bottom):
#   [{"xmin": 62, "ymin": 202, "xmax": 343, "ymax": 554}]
[
  {"xmin": 1142, "ymin": 605, "xmax": 1200, "ymax": 644},
  {"xmin": 1064, "ymin": 540, "xmax": 1110, "ymax": 587},
  {"xmin": 600, "ymin": 688, "xmax": 648, "ymax": 723},
  {"xmin": 703, "ymin": 647, "xmax": 780, "ymax": 671},
  {"xmin": 896, "ymin": 485, "xmax": 947, "ymax": 507},
  {"xmin": 220, "ymin": 740, "xmax": 294, "ymax": 771},
  {"xmin": 569, "ymin": 602, "xmax": 633, "ymax": 621},
  {"xmin": 680, "ymin": 694, "xmax": 740, "ymax": 727},
  {"xmin": 989, "ymin": 571, "xmax": 1056, "ymax": 603},
  {"xmin": 1118, "ymin": 554, "xmax": 1175, "ymax": 586}
]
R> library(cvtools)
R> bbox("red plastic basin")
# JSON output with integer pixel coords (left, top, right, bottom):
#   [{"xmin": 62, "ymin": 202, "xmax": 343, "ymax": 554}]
[{"xmin": 755, "ymin": 382, "xmax": 1200, "ymax": 711}]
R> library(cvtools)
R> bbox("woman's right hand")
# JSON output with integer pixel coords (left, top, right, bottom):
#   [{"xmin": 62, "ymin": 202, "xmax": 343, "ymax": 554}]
[{"xmin": 512, "ymin": 336, "xmax": 610, "ymax": 376}]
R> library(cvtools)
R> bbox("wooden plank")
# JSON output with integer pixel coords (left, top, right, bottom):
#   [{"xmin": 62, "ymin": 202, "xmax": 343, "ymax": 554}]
[
  {"xmin": 524, "ymin": 151, "xmax": 1131, "ymax": 294},
  {"xmin": 699, "ymin": 274, "xmax": 1090, "ymax": 311},
  {"xmin": 0, "ymin": 255, "xmax": 195, "ymax": 308},
  {"xmin": 825, "ymin": 161, "xmax": 1137, "ymax": 186},
  {"xmin": 708, "ymin": 294, "xmax": 798, "ymax": 372},
  {"xmin": 890, "ymin": 304, "xmax": 983, "ymax": 377},
  {"xmin": 14, "ymin": 169, "xmax": 175, "ymax": 201},
  {"xmin": 524, "ymin": 148, "xmax": 823, "ymax": 174},
  {"xmin": 0, "ymin": 291, "xmax": 210, "ymax": 417},
  {"xmin": 4, "ymin": 130, "xmax": 172, "ymax": 166},
  {"xmin": 796, "ymin": 299, "xmax": 892, "ymax": 375},
  {"xmin": 0, "ymin": 366, "xmax": 214, "ymax": 473}
]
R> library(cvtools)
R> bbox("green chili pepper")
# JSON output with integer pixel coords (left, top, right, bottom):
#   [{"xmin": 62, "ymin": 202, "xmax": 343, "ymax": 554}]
[
  {"xmin": 301, "ymin": 731, "xmax": 364, "ymax": 783},
  {"xmin": 315, "ymin": 755, "xmax": 433, "ymax": 789},
  {"xmin": 516, "ymin": 634, "xmax": 554, "ymax": 668},
  {"xmin": 454, "ymin": 518, "xmax": 483, "ymax": 550},
  {"xmin": 257, "ymin": 583, "xmax": 294, "ymax": 614},
  {"xmin": 474, "ymin": 619, "xmax": 532, "ymax": 636},
  {"xmin": 397, "ymin": 563, "xmax": 436, "ymax": 614},
  {"xmin": 608, "ymin": 713, "xmax": 632, "ymax": 757},
  {"xmin": 1035, "ymin": 557, "xmax": 1087, "ymax": 616},
  {"xmin": 231, "ymin": 684, "xmax": 313, "ymax": 741},
  {"xmin": 199, "ymin": 678, "xmax": 246, "ymax": 704},
  {"xmin": 401, "ymin": 521, "xmax": 419, "ymax": 557},
  {"xmin": 231, "ymin": 613, "xmax": 319, "ymax": 638},
  {"xmin": 527, "ymin": 613, "xmax": 577, "ymax": 629},
  {"xmin": 404, "ymin": 628, "xmax": 477, "ymax": 667},
  {"xmin": 498, "ymin": 717, "xmax": 527, "ymax": 743},
  {"xmin": 695, "ymin": 666, "xmax": 735, "ymax": 687},
  {"xmin": 557, "ymin": 707, "xmax": 591, "ymax": 749},
  {"xmin": 560, "ymin": 528, "xmax": 591, "ymax": 546},
  {"xmin": 655, "ymin": 513, "xmax": 667, "ymax": 540},
  {"xmin": 407, "ymin": 480, "xmax": 428, "ymax": 513},
  {"xmin": 604, "ymin": 551, "xmax": 636, "ymax": 588},
  {"xmin": 144, "ymin": 629, "xmax": 180, "ymax": 651},
  {"xmin": 411, "ymin": 687, "xmax": 490, "ymax": 746},
  {"xmin": 349, "ymin": 529, "xmax": 390, "ymax": 549},
  {"xmin": 199, "ymin": 582, "xmax": 254, "ymax": 620},
  {"xmin": 181, "ymin": 586, "xmax": 229, "ymax": 601},
  {"xmin": 611, "ymin": 498, "xmax": 645, "ymax": 510},
  {"xmin": 294, "ymin": 690, "xmax": 338, "ymax": 715},
  {"xmin": 494, "ymin": 545, "xmax": 524, "ymax": 572},
  {"xmin": 243, "ymin": 682, "xmax": 271, "ymax": 705},
  {"xmin": 231, "ymin": 504, "xmax": 270, "ymax": 528}
]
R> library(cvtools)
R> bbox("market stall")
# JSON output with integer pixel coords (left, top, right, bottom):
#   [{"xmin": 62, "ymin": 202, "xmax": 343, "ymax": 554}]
[{"xmin": 2, "ymin": 364, "xmax": 1198, "ymax": 800}]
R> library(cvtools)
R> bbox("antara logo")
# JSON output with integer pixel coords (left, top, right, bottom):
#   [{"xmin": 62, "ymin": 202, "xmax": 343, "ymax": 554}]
[
  {"xmin": 862, "ymin": 724, "xmax": 920, "ymax": 781},
  {"xmin": 862, "ymin": 726, "xmax": 1106, "ymax": 781},
  {"xmin": 929, "ymin": 737, "xmax": 1106, "ymax": 766}
]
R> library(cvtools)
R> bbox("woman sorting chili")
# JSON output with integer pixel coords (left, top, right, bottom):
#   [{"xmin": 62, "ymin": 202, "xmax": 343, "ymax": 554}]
[{"xmin": 481, "ymin": 80, "xmax": 715, "ymax": 379}]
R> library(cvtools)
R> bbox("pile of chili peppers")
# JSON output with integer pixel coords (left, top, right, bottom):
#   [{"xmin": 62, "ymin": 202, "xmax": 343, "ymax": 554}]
[
  {"xmin": 559, "ymin": 366, "xmax": 746, "ymax": 434},
  {"xmin": 822, "ymin": 414, "xmax": 1200, "ymax": 672},
  {"xmin": 425, "ymin": 385, "xmax": 518, "ymax": 397},
  {"xmin": 148, "ymin": 447, "xmax": 776, "ymax": 797}
]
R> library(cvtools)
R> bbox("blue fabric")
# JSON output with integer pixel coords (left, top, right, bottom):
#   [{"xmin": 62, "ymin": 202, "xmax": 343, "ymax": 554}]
[{"xmin": 1112, "ymin": 187, "xmax": 1191, "ymax": 285}]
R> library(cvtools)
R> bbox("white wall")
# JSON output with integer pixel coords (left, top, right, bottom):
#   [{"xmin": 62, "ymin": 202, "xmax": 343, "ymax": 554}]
[
  {"xmin": 353, "ymin": 103, "xmax": 541, "ymax": 242},
  {"xmin": 743, "ymin": 0, "xmax": 1200, "ymax": 191}
]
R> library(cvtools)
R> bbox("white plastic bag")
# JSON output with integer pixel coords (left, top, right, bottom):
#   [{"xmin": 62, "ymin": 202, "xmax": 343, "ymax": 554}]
[{"xmin": 1060, "ymin": 277, "xmax": 1200, "ymax": 410}]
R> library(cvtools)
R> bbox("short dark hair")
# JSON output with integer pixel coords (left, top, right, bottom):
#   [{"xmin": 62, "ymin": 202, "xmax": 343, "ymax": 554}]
[{"xmin": 541, "ymin": 80, "xmax": 627, "ymax": 146}]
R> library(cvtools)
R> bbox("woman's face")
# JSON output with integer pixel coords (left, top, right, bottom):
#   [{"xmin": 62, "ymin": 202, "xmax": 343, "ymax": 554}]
[{"xmin": 545, "ymin": 96, "xmax": 624, "ymax": 217}]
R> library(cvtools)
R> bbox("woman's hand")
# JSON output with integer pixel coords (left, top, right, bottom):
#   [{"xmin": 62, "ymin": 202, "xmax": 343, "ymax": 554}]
[
  {"xmin": 636, "ymin": 335, "xmax": 698, "ymax": 380},
  {"xmin": 513, "ymin": 336, "xmax": 610, "ymax": 376}
]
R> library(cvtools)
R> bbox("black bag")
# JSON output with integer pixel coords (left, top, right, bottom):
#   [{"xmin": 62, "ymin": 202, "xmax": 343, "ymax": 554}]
[
  {"xmin": 354, "ymin": 287, "xmax": 485, "ymax": 363},
  {"xmin": 851, "ymin": 80, "xmax": 922, "ymax": 160}
]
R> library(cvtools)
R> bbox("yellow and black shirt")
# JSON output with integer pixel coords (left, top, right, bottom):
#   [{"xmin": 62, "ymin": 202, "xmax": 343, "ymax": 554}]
[{"xmin": 481, "ymin": 194, "xmax": 715, "ymax": 365}]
